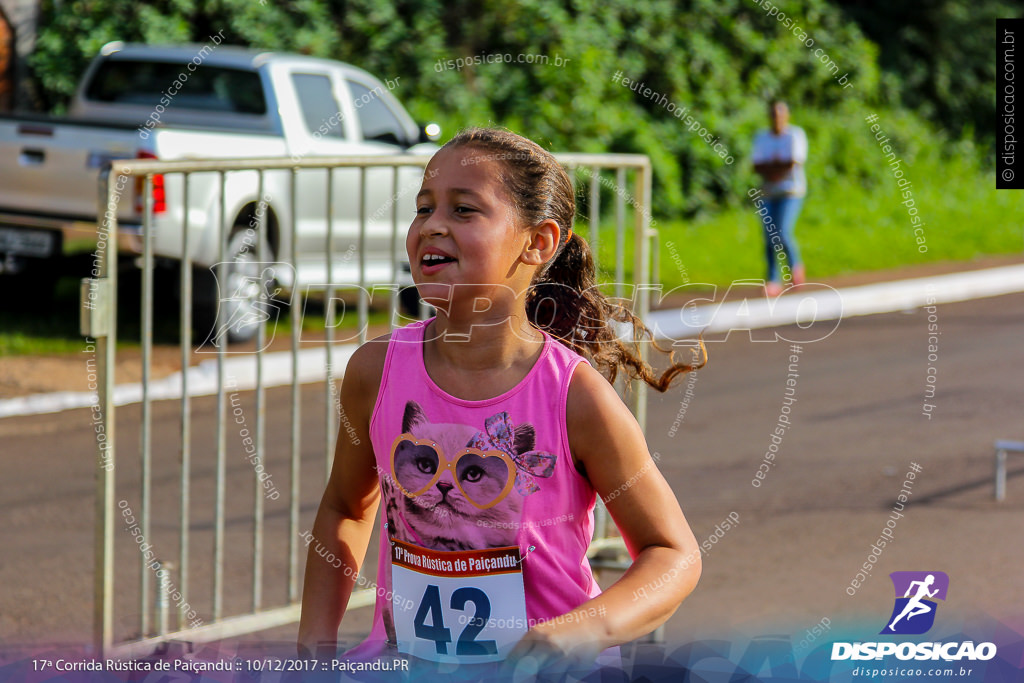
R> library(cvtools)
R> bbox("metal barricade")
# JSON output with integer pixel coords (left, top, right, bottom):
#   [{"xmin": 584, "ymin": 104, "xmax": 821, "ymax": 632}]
[{"xmin": 83, "ymin": 152, "xmax": 656, "ymax": 656}]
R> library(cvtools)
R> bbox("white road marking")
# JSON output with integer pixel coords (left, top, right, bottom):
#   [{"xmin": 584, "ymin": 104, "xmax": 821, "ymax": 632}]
[{"xmin": 3, "ymin": 264, "xmax": 1024, "ymax": 419}]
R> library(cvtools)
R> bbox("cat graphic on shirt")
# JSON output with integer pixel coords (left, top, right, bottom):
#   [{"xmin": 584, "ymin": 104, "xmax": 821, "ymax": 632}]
[
  {"xmin": 384, "ymin": 401, "xmax": 538, "ymax": 551},
  {"xmin": 380, "ymin": 401, "xmax": 559, "ymax": 646}
]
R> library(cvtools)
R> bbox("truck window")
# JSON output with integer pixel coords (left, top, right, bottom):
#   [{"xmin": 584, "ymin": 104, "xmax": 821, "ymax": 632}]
[
  {"xmin": 84, "ymin": 60, "xmax": 266, "ymax": 114},
  {"xmin": 346, "ymin": 80, "xmax": 406, "ymax": 146},
  {"xmin": 291, "ymin": 73, "xmax": 345, "ymax": 139}
]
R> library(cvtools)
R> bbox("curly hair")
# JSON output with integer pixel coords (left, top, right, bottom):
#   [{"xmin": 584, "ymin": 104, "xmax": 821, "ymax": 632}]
[{"xmin": 439, "ymin": 127, "xmax": 705, "ymax": 391}]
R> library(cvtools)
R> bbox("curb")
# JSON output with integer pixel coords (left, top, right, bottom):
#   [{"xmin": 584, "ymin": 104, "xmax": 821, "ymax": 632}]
[
  {"xmin": 647, "ymin": 263, "xmax": 1024, "ymax": 340},
  {"xmin": 3, "ymin": 264, "xmax": 1024, "ymax": 419}
]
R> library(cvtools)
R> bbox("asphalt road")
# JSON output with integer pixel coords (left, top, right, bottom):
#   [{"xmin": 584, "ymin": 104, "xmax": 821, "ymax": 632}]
[{"xmin": 1, "ymin": 291, "xmax": 1021, "ymax": 656}]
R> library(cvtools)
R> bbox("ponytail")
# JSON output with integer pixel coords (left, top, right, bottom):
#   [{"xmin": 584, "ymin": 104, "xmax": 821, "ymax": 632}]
[
  {"xmin": 442, "ymin": 127, "xmax": 705, "ymax": 392},
  {"xmin": 528, "ymin": 232, "xmax": 705, "ymax": 392}
]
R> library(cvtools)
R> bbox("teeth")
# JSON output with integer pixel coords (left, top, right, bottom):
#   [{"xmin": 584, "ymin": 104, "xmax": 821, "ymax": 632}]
[{"xmin": 423, "ymin": 253, "xmax": 450, "ymax": 262}]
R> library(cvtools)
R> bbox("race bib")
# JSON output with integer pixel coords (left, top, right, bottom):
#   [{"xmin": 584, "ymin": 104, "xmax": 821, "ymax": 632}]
[{"xmin": 390, "ymin": 538, "xmax": 528, "ymax": 663}]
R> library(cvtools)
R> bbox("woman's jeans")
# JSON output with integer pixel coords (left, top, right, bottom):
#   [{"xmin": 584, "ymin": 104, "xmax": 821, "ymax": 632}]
[{"xmin": 760, "ymin": 195, "xmax": 804, "ymax": 283}]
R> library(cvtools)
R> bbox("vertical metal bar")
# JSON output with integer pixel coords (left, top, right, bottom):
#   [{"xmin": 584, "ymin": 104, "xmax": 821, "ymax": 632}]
[
  {"xmin": 566, "ymin": 164, "xmax": 578, "ymax": 231},
  {"xmin": 649, "ymin": 156, "xmax": 660, "ymax": 294},
  {"xmin": 590, "ymin": 140, "xmax": 610, "ymax": 550},
  {"xmin": 155, "ymin": 560, "xmax": 169, "ymax": 636},
  {"xmin": 633, "ymin": 164, "xmax": 652, "ymax": 429},
  {"xmin": 253, "ymin": 170, "xmax": 266, "ymax": 611},
  {"xmin": 651, "ymin": 229, "xmax": 660, "ymax": 291},
  {"xmin": 288, "ymin": 168, "xmax": 301, "ymax": 602},
  {"xmin": 94, "ymin": 168, "xmax": 118, "ymax": 655},
  {"xmin": 594, "ymin": 500, "xmax": 609, "ymax": 539},
  {"xmin": 995, "ymin": 448, "xmax": 1003, "ymax": 501},
  {"xmin": 588, "ymin": 167, "xmax": 600, "ymax": 265},
  {"xmin": 140, "ymin": 174, "xmax": 154, "ymax": 637},
  {"xmin": 615, "ymin": 167, "xmax": 626, "ymax": 298},
  {"xmin": 213, "ymin": 170, "xmax": 227, "ymax": 622},
  {"xmin": 325, "ymin": 168, "xmax": 335, "ymax": 483},
  {"xmin": 358, "ymin": 167, "xmax": 368, "ymax": 344},
  {"xmin": 178, "ymin": 173, "xmax": 191, "ymax": 631},
  {"xmin": 610, "ymin": 167, "xmax": 631, "ymax": 413},
  {"xmin": 390, "ymin": 166, "xmax": 399, "ymax": 328}
]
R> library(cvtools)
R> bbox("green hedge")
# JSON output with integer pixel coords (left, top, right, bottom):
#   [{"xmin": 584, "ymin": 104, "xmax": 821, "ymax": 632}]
[{"xmin": 27, "ymin": 0, "xmax": 996, "ymax": 224}]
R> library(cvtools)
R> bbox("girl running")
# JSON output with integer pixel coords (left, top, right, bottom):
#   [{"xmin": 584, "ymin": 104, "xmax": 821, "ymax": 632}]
[{"xmin": 298, "ymin": 128, "xmax": 704, "ymax": 676}]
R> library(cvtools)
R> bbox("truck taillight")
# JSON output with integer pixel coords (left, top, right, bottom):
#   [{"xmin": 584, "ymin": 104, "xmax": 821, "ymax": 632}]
[{"xmin": 134, "ymin": 151, "xmax": 166, "ymax": 214}]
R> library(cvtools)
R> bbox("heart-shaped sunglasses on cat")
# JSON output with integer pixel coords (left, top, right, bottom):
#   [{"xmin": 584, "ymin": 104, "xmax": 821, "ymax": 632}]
[{"xmin": 390, "ymin": 433, "xmax": 516, "ymax": 509}]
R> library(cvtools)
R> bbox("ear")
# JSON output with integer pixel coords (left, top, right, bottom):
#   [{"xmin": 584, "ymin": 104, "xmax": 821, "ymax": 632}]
[
  {"xmin": 402, "ymin": 401, "xmax": 427, "ymax": 432},
  {"xmin": 520, "ymin": 218, "xmax": 561, "ymax": 267}
]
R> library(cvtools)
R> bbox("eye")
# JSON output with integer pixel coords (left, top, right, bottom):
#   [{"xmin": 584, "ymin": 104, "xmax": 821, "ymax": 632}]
[
  {"xmin": 415, "ymin": 205, "xmax": 433, "ymax": 215},
  {"xmin": 461, "ymin": 465, "xmax": 484, "ymax": 482},
  {"xmin": 454, "ymin": 205, "xmax": 476, "ymax": 214},
  {"xmin": 415, "ymin": 456, "xmax": 436, "ymax": 474}
]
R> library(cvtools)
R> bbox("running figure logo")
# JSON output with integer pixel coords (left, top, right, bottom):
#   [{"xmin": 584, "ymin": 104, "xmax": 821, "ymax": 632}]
[{"xmin": 881, "ymin": 571, "xmax": 949, "ymax": 635}]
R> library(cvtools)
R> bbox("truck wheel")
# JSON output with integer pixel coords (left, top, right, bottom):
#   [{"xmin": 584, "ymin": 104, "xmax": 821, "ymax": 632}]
[
  {"xmin": 193, "ymin": 229, "xmax": 277, "ymax": 346},
  {"xmin": 0, "ymin": 257, "xmax": 58, "ymax": 311}
]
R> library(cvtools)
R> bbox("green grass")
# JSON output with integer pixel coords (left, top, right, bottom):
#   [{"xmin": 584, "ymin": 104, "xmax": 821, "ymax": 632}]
[
  {"xmin": 271, "ymin": 300, "xmax": 398, "ymax": 338},
  {"xmin": 582, "ymin": 155, "xmax": 1023, "ymax": 292},
  {"xmin": 2, "ymin": 157, "xmax": 1020, "ymax": 357},
  {"xmin": 0, "ymin": 271, "xmax": 398, "ymax": 357},
  {"xmin": 0, "ymin": 277, "xmax": 100, "ymax": 355}
]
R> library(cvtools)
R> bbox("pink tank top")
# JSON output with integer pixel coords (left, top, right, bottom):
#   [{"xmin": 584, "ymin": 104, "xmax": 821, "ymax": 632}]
[{"xmin": 346, "ymin": 317, "xmax": 601, "ymax": 663}]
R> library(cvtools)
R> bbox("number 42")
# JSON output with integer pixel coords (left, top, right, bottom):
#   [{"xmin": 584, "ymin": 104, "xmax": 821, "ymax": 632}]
[{"xmin": 414, "ymin": 585, "xmax": 497, "ymax": 656}]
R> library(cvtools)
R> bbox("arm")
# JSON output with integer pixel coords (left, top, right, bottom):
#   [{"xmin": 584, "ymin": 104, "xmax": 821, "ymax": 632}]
[
  {"xmin": 903, "ymin": 580, "xmax": 922, "ymax": 598},
  {"xmin": 753, "ymin": 130, "xmax": 804, "ymax": 182},
  {"xmin": 297, "ymin": 338, "xmax": 388, "ymax": 657},
  {"xmin": 754, "ymin": 159, "xmax": 796, "ymax": 182},
  {"xmin": 509, "ymin": 363, "xmax": 701, "ymax": 663}
]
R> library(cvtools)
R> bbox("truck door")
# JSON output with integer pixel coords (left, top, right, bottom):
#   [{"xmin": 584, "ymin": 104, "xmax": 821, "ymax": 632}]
[
  {"xmin": 338, "ymin": 75, "xmax": 422, "ymax": 286},
  {"xmin": 276, "ymin": 66, "xmax": 361, "ymax": 287}
]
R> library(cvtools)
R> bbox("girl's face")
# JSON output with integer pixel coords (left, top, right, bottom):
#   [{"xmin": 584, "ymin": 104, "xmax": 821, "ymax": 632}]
[{"xmin": 408, "ymin": 145, "xmax": 537, "ymax": 311}]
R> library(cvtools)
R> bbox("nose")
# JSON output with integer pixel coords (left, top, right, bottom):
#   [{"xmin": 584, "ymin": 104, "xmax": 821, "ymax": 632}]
[
  {"xmin": 418, "ymin": 210, "xmax": 448, "ymax": 239},
  {"xmin": 436, "ymin": 481, "xmax": 454, "ymax": 498}
]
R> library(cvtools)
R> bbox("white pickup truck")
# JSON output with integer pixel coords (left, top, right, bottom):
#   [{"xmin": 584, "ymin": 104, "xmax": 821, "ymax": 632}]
[{"xmin": 0, "ymin": 41, "xmax": 439, "ymax": 340}]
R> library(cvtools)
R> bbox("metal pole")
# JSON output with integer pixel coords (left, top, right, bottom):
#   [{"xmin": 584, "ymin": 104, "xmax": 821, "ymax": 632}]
[
  {"xmin": 995, "ymin": 448, "xmax": 1007, "ymax": 501},
  {"xmin": 178, "ymin": 172, "xmax": 192, "ymax": 630},
  {"xmin": 254, "ymin": 170, "xmax": 267, "ymax": 611},
  {"xmin": 615, "ymin": 167, "xmax": 626, "ymax": 298},
  {"xmin": 390, "ymin": 166, "xmax": 399, "ymax": 328},
  {"xmin": 325, "ymin": 168, "xmax": 335, "ymax": 483},
  {"xmin": 633, "ymin": 164, "xmax": 651, "ymax": 428},
  {"xmin": 140, "ymin": 175, "xmax": 155, "ymax": 637},
  {"xmin": 589, "ymin": 167, "xmax": 600, "ymax": 264},
  {"xmin": 358, "ymin": 167, "xmax": 368, "ymax": 344},
  {"xmin": 288, "ymin": 168, "xmax": 301, "ymax": 602},
  {"xmin": 93, "ymin": 167, "xmax": 118, "ymax": 656},
  {"xmin": 155, "ymin": 560, "xmax": 169, "ymax": 636},
  {"xmin": 213, "ymin": 171, "xmax": 227, "ymax": 621}
]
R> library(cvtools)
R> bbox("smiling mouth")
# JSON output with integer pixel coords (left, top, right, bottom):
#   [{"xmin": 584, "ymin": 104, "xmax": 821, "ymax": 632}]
[{"xmin": 421, "ymin": 254, "xmax": 457, "ymax": 267}]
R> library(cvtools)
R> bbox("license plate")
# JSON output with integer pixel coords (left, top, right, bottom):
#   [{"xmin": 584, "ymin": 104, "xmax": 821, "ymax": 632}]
[{"xmin": 0, "ymin": 227, "xmax": 56, "ymax": 258}]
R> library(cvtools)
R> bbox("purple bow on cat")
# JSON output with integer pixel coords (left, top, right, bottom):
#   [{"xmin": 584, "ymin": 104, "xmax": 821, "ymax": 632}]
[{"xmin": 467, "ymin": 412, "xmax": 557, "ymax": 495}]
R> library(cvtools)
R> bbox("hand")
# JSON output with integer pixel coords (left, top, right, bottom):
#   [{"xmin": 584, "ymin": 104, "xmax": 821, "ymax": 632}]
[{"xmin": 501, "ymin": 625, "xmax": 600, "ymax": 682}]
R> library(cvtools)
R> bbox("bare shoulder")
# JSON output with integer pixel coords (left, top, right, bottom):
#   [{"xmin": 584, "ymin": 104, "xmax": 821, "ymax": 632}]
[
  {"xmin": 325, "ymin": 334, "xmax": 392, "ymax": 516},
  {"xmin": 567, "ymin": 362, "xmax": 634, "ymax": 422},
  {"xmin": 344, "ymin": 332, "xmax": 392, "ymax": 390},
  {"xmin": 566, "ymin": 362, "xmax": 645, "ymax": 471}
]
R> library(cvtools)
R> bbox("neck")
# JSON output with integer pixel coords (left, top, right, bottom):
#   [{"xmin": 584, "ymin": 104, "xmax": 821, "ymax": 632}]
[{"xmin": 427, "ymin": 308, "xmax": 543, "ymax": 372}]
